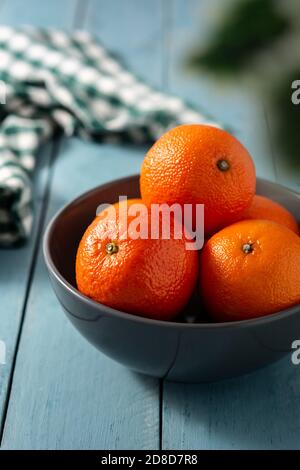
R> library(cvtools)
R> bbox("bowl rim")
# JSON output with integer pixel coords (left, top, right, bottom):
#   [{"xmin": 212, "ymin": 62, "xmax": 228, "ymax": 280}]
[{"xmin": 43, "ymin": 173, "xmax": 300, "ymax": 331}]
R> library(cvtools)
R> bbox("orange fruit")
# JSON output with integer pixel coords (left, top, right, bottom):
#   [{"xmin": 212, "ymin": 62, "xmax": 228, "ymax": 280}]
[
  {"xmin": 236, "ymin": 194, "xmax": 299, "ymax": 234},
  {"xmin": 140, "ymin": 124, "xmax": 256, "ymax": 235},
  {"xmin": 76, "ymin": 204, "xmax": 198, "ymax": 321},
  {"xmin": 200, "ymin": 220, "xmax": 300, "ymax": 321}
]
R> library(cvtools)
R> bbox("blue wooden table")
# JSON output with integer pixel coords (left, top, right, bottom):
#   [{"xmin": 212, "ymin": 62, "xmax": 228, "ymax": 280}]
[{"xmin": 1, "ymin": 0, "xmax": 300, "ymax": 450}]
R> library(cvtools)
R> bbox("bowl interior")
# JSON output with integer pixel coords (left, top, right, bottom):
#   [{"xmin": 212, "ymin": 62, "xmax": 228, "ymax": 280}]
[
  {"xmin": 49, "ymin": 175, "xmax": 140, "ymax": 289},
  {"xmin": 256, "ymin": 179, "xmax": 300, "ymax": 221}
]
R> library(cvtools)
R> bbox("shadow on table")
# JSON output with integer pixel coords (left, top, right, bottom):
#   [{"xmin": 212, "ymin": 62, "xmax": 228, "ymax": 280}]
[{"xmin": 162, "ymin": 356, "xmax": 300, "ymax": 449}]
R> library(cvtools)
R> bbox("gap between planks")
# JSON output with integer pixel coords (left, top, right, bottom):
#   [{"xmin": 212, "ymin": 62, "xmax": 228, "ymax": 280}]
[
  {"xmin": 0, "ymin": 137, "xmax": 62, "ymax": 444},
  {"xmin": 0, "ymin": 0, "xmax": 91, "ymax": 445},
  {"xmin": 159, "ymin": 0, "xmax": 172, "ymax": 450}
]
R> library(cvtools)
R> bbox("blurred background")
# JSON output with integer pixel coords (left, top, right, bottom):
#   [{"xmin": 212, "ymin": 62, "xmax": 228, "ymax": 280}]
[
  {"xmin": 1, "ymin": 0, "xmax": 300, "ymax": 191},
  {"xmin": 75, "ymin": 0, "xmax": 300, "ymax": 187},
  {"xmin": 188, "ymin": 0, "xmax": 300, "ymax": 176}
]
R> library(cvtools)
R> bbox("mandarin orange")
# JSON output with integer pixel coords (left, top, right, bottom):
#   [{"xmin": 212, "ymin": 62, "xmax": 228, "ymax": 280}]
[
  {"xmin": 76, "ymin": 203, "xmax": 198, "ymax": 321},
  {"xmin": 200, "ymin": 220, "xmax": 300, "ymax": 321},
  {"xmin": 237, "ymin": 194, "xmax": 299, "ymax": 234},
  {"xmin": 140, "ymin": 124, "xmax": 256, "ymax": 235}
]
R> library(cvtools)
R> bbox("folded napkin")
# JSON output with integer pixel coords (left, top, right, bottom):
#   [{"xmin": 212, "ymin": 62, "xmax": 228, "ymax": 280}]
[{"xmin": 0, "ymin": 26, "xmax": 218, "ymax": 247}]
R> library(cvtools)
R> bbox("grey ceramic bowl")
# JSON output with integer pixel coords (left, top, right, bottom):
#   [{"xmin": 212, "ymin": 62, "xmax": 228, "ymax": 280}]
[{"xmin": 43, "ymin": 175, "xmax": 300, "ymax": 383}]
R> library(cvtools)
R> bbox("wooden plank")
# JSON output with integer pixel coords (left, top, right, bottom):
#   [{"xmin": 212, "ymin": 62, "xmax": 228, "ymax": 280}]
[
  {"xmin": 2, "ymin": 1, "xmax": 162, "ymax": 449},
  {"xmin": 85, "ymin": 0, "xmax": 164, "ymax": 88},
  {"xmin": 0, "ymin": 144, "xmax": 53, "ymax": 432},
  {"xmin": 0, "ymin": 0, "xmax": 81, "ymax": 437},
  {"xmin": 163, "ymin": 357, "xmax": 300, "ymax": 450},
  {"xmin": 0, "ymin": 0, "xmax": 79, "ymax": 26},
  {"xmin": 1, "ymin": 139, "xmax": 160, "ymax": 450},
  {"xmin": 161, "ymin": 0, "xmax": 299, "ymax": 451}
]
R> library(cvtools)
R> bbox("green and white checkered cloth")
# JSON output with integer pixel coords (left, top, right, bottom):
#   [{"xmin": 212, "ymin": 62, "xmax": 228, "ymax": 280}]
[{"xmin": 0, "ymin": 26, "xmax": 218, "ymax": 247}]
